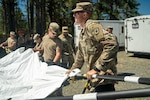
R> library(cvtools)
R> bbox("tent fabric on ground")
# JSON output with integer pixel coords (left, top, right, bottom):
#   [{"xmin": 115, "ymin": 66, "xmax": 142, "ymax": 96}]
[{"xmin": 0, "ymin": 47, "xmax": 68, "ymax": 99}]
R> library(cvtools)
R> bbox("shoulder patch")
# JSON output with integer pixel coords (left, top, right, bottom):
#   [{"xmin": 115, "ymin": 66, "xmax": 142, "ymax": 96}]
[
  {"xmin": 93, "ymin": 28, "xmax": 99, "ymax": 35},
  {"xmin": 86, "ymin": 20, "xmax": 104, "ymax": 41}
]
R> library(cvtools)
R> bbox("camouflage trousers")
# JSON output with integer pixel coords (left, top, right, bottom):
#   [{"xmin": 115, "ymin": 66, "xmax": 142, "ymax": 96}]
[
  {"xmin": 61, "ymin": 54, "xmax": 74, "ymax": 69},
  {"xmin": 83, "ymin": 80, "xmax": 115, "ymax": 93}
]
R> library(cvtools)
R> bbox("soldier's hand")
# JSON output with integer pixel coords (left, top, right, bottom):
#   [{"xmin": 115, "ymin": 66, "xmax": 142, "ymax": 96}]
[
  {"xmin": 0, "ymin": 44, "xmax": 3, "ymax": 47},
  {"xmin": 87, "ymin": 69, "xmax": 97, "ymax": 79},
  {"xmin": 5, "ymin": 46, "xmax": 8, "ymax": 49},
  {"xmin": 66, "ymin": 70, "xmax": 71, "ymax": 74}
]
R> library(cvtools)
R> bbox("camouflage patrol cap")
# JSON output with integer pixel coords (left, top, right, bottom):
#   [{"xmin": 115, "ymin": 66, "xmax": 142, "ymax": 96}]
[
  {"xmin": 33, "ymin": 33, "xmax": 40, "ymax": 42},
  {"xmin": 86, "ymin": 20, "xmax": 104, "ymax": 41},
  {"xmin": 10, "ymin": 31, "xmax": 16, "ymax": 36},
  {"xmin": 72, "ymin": 2, "xmax": 93, "ymax": 12},
  {"xmin": 49, "ymin": 22, "xmax": 60, "ymax": 34},
  {"xmin": 62, "ymin": 26, "xmax": 69, "ymax": 33},
  {"xmin": 107, "ymin": 26, "xmax": 113, "ymax": 29}
]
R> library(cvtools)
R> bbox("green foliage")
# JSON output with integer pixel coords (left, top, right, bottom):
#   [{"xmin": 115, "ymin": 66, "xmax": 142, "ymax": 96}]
[
  {"xmin": 0, "ymin": 0, "xmax": 28, "ymax": 34},
  {"xmin": 46, "ymin": 0, "xmax": 80, "ymax": 35},
  {"xmin": 93, "ymin": 0, "xmax": 140, "ymax": 20},
  {"xmin": 0, "ymin": 0, "xmax": 141, "ymax": 35}
]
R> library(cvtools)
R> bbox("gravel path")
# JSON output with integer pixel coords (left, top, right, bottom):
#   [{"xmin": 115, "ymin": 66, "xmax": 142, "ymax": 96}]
[{"xmin": 62, "ymin": 50, "xmax": 150, "ymax": 100}]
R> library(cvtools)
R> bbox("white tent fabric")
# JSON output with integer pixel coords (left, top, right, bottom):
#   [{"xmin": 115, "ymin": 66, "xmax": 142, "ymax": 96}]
[{"xmin": 0, "ymin": 48, "xmax": 69, "ymax": 99}]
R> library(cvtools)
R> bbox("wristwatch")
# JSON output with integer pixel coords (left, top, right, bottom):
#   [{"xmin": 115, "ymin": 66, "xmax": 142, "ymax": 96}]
[{"xmin": 93, "ymin": 66, "xmax": 100, "ymax": 72}]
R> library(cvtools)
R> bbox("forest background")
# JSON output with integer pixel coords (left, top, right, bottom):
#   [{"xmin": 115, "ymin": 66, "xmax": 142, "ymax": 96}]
[{"xmin": 0, "ymin": 0, "xmax": 141, "ymax": 37}]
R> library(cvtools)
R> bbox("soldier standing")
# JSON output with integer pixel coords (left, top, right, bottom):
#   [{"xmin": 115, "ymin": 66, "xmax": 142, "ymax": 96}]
[
  {"xmin": 0, "ymin": 31, "xmax": 17, "ymax": 53},
  {"xmin": 32, "ymin": 33, "xmax": 44, "ymax": 61},
  {"xmin": 42, "ymin": 22, "xmax": 63, "ymax": 66},
  {"xmin": 67, "ymin": 2, "xmax": 119, "ymax": 93},
  {"xmin": 17, "ymin": 32, "xmax": 25, "ymax": 48},
  {"xmin": 59, "ymin": 26, "xmax": 75, "ymax": 69},
  {"xmin": 106, "ymin": 26, "xmax": 113, "ymax": 34}
]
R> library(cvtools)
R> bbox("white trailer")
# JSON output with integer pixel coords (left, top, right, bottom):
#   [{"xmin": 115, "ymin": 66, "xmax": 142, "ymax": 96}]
[
  {"xmin": 97, "ymin": 20, "xmax": 125, "ymax": 47},
  {"xmin": 125, "ymin": 15, "xmax": 150, "ymax": 54},
  {"xmin": 74, "ymin": 20, "xmax": 125, "ymax": 48}
]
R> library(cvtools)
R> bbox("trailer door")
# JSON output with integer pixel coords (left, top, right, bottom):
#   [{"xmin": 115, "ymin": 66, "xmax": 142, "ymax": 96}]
[
  {"xmin": 125, "ymin": 17, "xmax": 150, "ymax": 53},
  {"xmin": 118, "ymin": 23, "xmax": 124, "ymax": 47}
]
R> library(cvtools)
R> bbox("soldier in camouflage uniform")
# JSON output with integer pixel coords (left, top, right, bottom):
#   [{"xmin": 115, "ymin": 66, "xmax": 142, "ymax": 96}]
[
  {"xmin": 32, "ymin": 33, "xmax": 44, "ymax": 61},
  {"xmin": 42, "ymin": 22, "xmax": 63, "ymax": 66},
  {"xmin": 106, "ymin": 26, "xmax": 113, "ymax": 34},
  {"xmin": 59, "ymin": 26, "xmax": 75, "ymax": 69},
  {"xmin": 0, "ymin": 31, "xmax": 17, "ymax": 54},
  {"xmin": 67, "ymin": 2, "xmax": 119, "ymax": 93}
]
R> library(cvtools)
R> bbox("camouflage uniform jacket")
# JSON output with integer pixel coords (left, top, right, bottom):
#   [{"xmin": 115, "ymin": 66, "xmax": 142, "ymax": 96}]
[
  {"xmin": 59, "ymin": 34, "xmax": 74, "ymax": 55},
  {"xmin": 71, "ymin": 19, "xmax": 119, "ymax": 85}
]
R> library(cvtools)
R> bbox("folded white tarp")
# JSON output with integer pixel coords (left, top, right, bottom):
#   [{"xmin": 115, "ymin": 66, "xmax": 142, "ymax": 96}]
[{"xmin": 0, "ymin": 48, "xmax": 69, "ymax": 99}]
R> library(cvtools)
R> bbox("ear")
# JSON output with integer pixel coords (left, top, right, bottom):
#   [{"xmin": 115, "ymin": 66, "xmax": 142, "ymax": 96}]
[
  {"xmin": 47, "ymin": 29, "xmax": 51, "ymax": 34},
  {"xmin": 83, "ymin": 12, "xmax": 87, "ymax": 16},
  {"xmin": 82, "ymin": 12, "xmax": 88, "ymax": 19}
]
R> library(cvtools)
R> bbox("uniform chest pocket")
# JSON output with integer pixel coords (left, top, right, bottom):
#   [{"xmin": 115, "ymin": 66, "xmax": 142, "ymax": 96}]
[
  {"xmin": 87, "ymin": 46, "xmax": 97, "ymax": 55},
  {"xmin": 85, "ymin": 38, "xmax": 97, "ymax": 55}
]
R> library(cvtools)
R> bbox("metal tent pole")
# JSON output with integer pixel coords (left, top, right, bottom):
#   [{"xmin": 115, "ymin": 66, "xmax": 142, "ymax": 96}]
[{"xmin": 43, "ymin": 88, "xmax": 150, "ymax": 100}]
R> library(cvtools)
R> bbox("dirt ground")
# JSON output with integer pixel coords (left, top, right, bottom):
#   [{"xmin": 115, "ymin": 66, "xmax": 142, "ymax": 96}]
[{"xmin": 62, "ymin": 49, "xmax": 150, "ymax": 100}]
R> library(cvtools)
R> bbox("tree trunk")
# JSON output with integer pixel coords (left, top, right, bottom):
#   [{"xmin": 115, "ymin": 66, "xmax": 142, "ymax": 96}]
[
  {"xmin": 35, "ymin": 0, "xmax": 42, "ymax": 34},
  {"xmin": 30, "ymin": 0, "xmax": 34, "ymax": 34},
  {"xmin": 41, "ymin": 0, "xmax": 46, "ymax": 36},
  {"xmin": 27, "ymin": 0, "xmax": 30, "ymax": 33},
  {"xmin": 8, "ymin": 0, "xmax": 15, "ymax": 31},
  {"xmin": 2, "ymin": 0, "xmax": 7, "ymax": 33}
]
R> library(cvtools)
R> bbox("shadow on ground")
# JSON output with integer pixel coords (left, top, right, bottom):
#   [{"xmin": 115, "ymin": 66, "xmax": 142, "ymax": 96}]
[{"xmin": 129, "ymin": 53, "xmax": 150, "ymax": 59}]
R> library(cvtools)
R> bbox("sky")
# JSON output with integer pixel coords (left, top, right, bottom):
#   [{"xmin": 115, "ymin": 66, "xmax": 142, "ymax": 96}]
[{"xmin": 137, "ymin": 0, "xmax": 150, "ymax": 15}]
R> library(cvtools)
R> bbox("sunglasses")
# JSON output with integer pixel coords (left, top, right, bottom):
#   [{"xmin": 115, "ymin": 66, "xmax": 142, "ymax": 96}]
[{"xmin": 73, "ymin": 11, "xmax": 84, "ymax": 15}]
